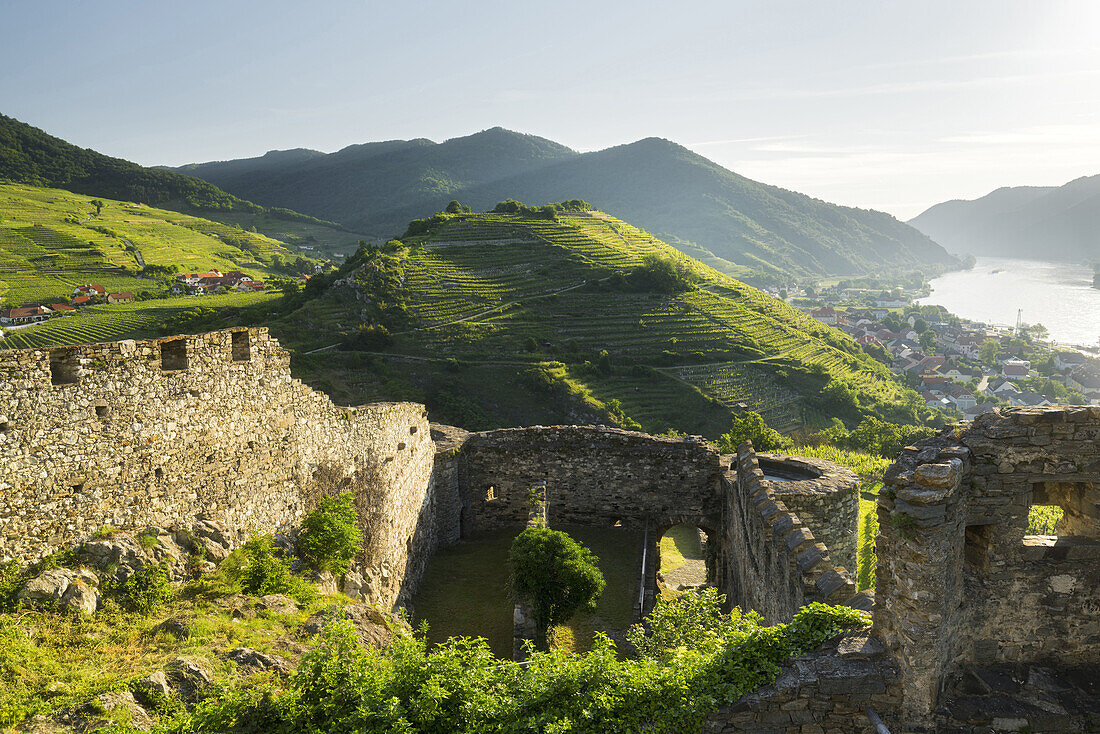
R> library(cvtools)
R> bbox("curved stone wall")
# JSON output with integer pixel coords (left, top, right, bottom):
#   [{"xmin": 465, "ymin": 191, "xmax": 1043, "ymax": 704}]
[{"xmin": 757, "ymin": 453, "xmax": 859, "ymax": 573}]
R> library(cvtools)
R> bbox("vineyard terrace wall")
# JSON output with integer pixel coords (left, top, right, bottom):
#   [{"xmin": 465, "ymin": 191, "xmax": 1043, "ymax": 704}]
[{"xmin": 0, "ymin": 328, "xmax": 438, "ymax": 611}]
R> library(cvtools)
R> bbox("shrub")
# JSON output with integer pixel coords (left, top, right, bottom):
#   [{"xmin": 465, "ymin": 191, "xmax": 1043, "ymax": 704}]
[
  {"xmin": 510, "ymin": 528, "xmax": 605, "ymax": 647},
  {"xmin": 297, "ymin": 493, "xmax": 363, "ymax": 576},
  {"xmin": 120, "ymin": 564, "xmax": 173, "ymax": 614},
  {"xmin": 715, "ymin": 412, "xmax": 793, "ymax": 453},
  {"xmin": 240, "ymin": 536, "xmax": 317, "ymax": 604}
]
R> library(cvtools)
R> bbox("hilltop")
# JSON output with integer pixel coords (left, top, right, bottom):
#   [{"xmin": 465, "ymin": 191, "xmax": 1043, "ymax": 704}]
[
  {"xmin": 173, "ymin": 128, "xmax": 958, "ymax": 280},
  {"xmin": 0, "ymin": 114, "xmax": 364, "ymax": 258},
  {"xmin": 910, "ymin": 173, "xmax": 1100, "ymax": 261},
  {"xmin": 274, "ymin": 204, "xmax": 935, "ymax": 437}
]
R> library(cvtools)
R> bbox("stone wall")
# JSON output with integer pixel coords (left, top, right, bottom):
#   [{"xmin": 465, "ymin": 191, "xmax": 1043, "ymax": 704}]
[
  {"xmin": 716, "ymin": 443, "xmax": 859, "ymax": 625},
  {"xmin": 0, "ymin": 328, "xmax": 438, "ymax": 611},
  {"xmin": 873, "ymin": 407, "xmax": 1100, "ymax": 727},
  {"xmin": 701, "ymin": 630, "xmax": 900, "ymax": 734},
  {"xmin": 458, "ymin": 426, "xmax": 724, "ymax": 534},
  {"xmin": 757, "ymin": 453, "xmax": 859, "ymax": 574}
]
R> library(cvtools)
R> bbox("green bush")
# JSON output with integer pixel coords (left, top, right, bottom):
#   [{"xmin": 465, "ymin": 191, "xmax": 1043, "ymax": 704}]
[
  {"xmin": 120, "ymin": 564, "xmax": 173, "ymax": 615},
  {"xmin": 240, "ymin": 536, "xmax": 317, "ymax": 605},
  {"xmin": 297, "ymin": 493, "xmax": 363, "ymax": 576},
  {"xmin": 510, "ymin": 528, "xmax": 605, "ymax": 646},
  {"xmin": 715, "ymin": 411, "xmax": 793, "ymax": 453}
]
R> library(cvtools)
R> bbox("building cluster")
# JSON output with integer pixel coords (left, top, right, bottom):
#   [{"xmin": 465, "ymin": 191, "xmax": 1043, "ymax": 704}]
[
  {"xmin": 0, "ymin": 283, "xmax": 135, "ymax": 326},
  {"xmin": 169, "ymin": 270, "xmax": 266, "ymax": 296},
  {"xmin": 798, "ymin": 298, "xmax": 1100, "ymax": 415}
]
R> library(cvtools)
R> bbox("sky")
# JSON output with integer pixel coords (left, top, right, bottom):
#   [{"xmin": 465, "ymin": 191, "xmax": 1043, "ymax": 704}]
[{"xmin": 2, "ymin": 0, "xmax": 1100, "ymax": 219}]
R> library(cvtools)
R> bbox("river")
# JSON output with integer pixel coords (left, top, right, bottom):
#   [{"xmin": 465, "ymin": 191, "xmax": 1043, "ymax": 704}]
[{"xmin": 919, "ymin": 257, "xmax": 1100, "ymax": 349}]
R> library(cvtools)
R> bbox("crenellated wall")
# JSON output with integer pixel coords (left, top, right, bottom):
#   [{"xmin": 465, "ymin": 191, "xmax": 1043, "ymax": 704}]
[
  {"xmin": 0, "ymin": 328, "xmax": 438, "ymax": 611},
  {"xmin": 715, "ymin": 443, "xmax": 860, "ymax": 625}
]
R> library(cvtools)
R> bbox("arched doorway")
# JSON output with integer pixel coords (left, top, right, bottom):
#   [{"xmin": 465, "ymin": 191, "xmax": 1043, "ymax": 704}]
[{"xmin": 656, "ymin": 523, "xmax": 711, "ymax": 595}]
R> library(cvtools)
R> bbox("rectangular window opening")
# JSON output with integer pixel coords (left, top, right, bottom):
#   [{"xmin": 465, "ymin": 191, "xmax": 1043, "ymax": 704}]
[
  {"xmin": 161, "ymin": 339, "xmax": 188, "ymax": 371},
  {"xmin": 231, "ymin": 331, "xmax": 250, "ymax": 362},
  {"xmin": 1030, "ymin": 481, "xmax": 1099, "ymax": 539},
  {"xmin": 964, "ymin": 524, "xmax": 993, "ymax": 572},
  {"xmin": 50, "ymin": 349, "xmax": 80, "ymax": 385}
]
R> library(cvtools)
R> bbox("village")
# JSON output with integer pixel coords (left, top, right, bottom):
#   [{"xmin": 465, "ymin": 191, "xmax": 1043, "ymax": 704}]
[
  {"xmin": 0, "ymin": 269, "xmax": 291, "ymax": 330},
  {"xmin": 777, "ymin": 282, "xmax": 1100, "ymax": 417}
]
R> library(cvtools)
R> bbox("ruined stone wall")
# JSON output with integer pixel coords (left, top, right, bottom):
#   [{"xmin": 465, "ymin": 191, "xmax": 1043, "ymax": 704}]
[
  {"xmin": 0, "ymin": 328, "xmax": 438, "ymax": 611},
  {"xmin": 701, "ymin": 630, "xmax": 900, "ymax": 734},
  {"xmin": 716, "ymin": 444, "xmax": 859, "ymax": 625},
  {"xmin": 757, "ymin": 453, "xmax": 859, "ymax": 574},
  {"xmin": 874, "ymin": 406, "xmax": 1100, "ymax": 725},
  {"xmin": 458, "ymin": 426, "xmax": 724, "ymax": 534}
]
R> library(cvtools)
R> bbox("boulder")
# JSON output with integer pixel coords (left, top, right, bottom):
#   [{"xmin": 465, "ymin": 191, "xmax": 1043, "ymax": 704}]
[
  {"xmin": 341, "ymin": 570, "xmax": 371, "ymax": 601},
  {"xmin": 166, "ymin": 657, "xmax": 213, "ymax": 702},
  {"xmin": 133, "ymin": 670, "xmax": 173, "ymax": 708},
  {"xmin": 17, "ymin": 569, "xmax": 74, "ymax": 606},
  {"xmin": 227, "ymin": 647, "xmax": 292, "ymax": 676},
  {"xmin": 60, "ymin": 581, "xmax": 98, "ymax": 615},
  {"xmin": 255, "ymin": 594, "xmax": 300, "ymax": 615},
  {"xmin": 299, "ymin": 604, "xmax": 405, "ymax": 649},
  {"xmin": 88, "ymin": 691, "xmax": 153, "ymax": 731},
  {"xmin": 151, "ymin": 617, "xmax": 192, "ymax": 639},
  {"xmin": 81, "ymin": 536, "xmax": 149, "ymax": 583}
]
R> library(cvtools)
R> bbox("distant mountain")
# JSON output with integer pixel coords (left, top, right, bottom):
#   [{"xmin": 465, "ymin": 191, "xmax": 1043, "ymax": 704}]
[
  {"xmin": 175, "ymin": 129, "xmax": 956, "ymax": 278},
  {"xmin": 0, "ymin": 114, "xmax": 257, "ymax": 212},
  {"xmin": 910, "ymin": 175, "xmax": 1100, "ymax": 261},
  {"xmin": 168, "ymin": 128, "xmax": 577, "ymax": 231}
]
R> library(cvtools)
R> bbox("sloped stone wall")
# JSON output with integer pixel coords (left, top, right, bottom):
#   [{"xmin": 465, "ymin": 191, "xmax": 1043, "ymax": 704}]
[
  {"xmin": 0, "ymin": 328, "xmax": 437, "ymax": 611},
  {"xmin": 716, "ymin": 444, "xmax": 859, "ymax": 625}
]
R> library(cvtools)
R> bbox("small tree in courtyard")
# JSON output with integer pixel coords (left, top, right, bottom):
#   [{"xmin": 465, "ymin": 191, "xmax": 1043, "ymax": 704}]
[
  {"xmin": 510, "ymin": 527, "xmax": 605, "ymax": 647},
  {"xmin": 297, "ymin": 492, "xmax": 363, "ymax": 575}
]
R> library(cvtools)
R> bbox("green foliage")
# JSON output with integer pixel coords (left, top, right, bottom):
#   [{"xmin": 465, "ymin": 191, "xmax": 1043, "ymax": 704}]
[
  {"xmin": 510, "ymin": 528, "xmax": 605, "ymax": 643},
  {"xmin": 168, "ymin": 596, "xmax": 867, "ymax": 734},
  {"xmin": 1027, "ymin": 505, "xmax": 1063, "ymax": 534},
  {"xmin": 716, "ymin": 411, "xmax": 793, "ymax": 453},
  {"xmin": 297, "ymin": 493, "xmax": 363, "ymax": 576},
  {"xmin": 240, "ymin": 536, "xmax": 317, "ymax": 605},
  {"xmin": 119, "ymin": 564, "xmax": 172, "ymax": 615},
  {"xmin": 844, "ymin": 417, "xmax": 935, "ymax": 458}
]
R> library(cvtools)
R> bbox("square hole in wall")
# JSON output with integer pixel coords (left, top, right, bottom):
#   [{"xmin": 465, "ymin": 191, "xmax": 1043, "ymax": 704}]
[
  {"xmin": 1030, "ymin": 481, "xmax": 1098, "ymax": 538},
  {"xmin": 231, "ymin": 331, "xmax": 250, "ymax": 362},
  {"xmin": 50, "ymin": 349, "xmax": 80, "ymax": 385},
  {"xmin": 94, "ymin": 404, "xmax": 109, "ymax": 420},
  {"xmin": 161, "ymin": 339, "xmax": 187, "ymax": 371},
  {"xmin": 964, "ymin": 524, "xmax": 993, "ymax": 572}
]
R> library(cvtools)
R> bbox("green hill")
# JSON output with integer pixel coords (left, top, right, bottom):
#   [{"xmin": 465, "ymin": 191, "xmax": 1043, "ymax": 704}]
[
  {"xmin": 0, "ymin": 183, "xmax": 296, "ymax": 348},
  {"xmin": 275, "ymin": 206, "xmax": 935, "ymax": 437},
  {"xmin": 174, "ymin": 129, "xmax": 957, "ymax": 279}
]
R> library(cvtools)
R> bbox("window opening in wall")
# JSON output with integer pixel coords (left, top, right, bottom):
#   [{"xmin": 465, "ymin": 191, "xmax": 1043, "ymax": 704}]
[
  {"xmin": 161, "ymin": 339, "xmax": 187, "ymax": 371},
  {"xmin": 1030, "ymin": 481, "xmax": 1100, "ymax": 538},
  {"xmin": 0, "ymin": 419, "xmax": 9, "ymax": 433},
  {"xmin": 964, "ymin": 524, "xmax": 994, "ymax": 572},
  {"xmin": 71, "ymin": 482, "xmax": 85, "ymax": 493},
  {"xmin": 409, "ymin": 425, "xmax": 418, "ymax": 434},
  {"xmin": 231, "ymin": 330, "xmax": 250, "ymax": 362},
  {"xmin": 155, "ymin": 467, "xmax": 164, "ymax": 481},
  {"xmin": 50, "ymin": 349, "xmax": 80, "ymax": 385},
  {"xmin": 486, "ymin": 485, "xmax": 497, "ymax": 502},
  {"xmin": 94, "ymin": 403, "xmax": 108, "ymax": 420}
]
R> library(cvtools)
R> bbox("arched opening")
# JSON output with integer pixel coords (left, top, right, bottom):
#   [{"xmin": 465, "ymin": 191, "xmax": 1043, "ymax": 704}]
[{"xmin": 656, "ymin": 523, "xmax": 711, "ymax": 596}]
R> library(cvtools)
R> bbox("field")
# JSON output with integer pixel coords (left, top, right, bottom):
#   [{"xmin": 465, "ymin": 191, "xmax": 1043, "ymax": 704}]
[
  {"xmin": 277, "ymin": 210, "xmax": 928, "ymax": 439},
  {"xmin": 0, "ymin": 292, "xmax": 281, "ymax": 350},
  {"xmin": 205, "ymin": 210, "xmax": 368, "ymax": 259},
  {"xmin": 0, "ymin": 183, "xmax": 300, "ymax": 307}
]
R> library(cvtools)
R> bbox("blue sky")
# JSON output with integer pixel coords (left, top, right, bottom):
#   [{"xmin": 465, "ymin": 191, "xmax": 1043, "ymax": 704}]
[{"xmin": 2, "ymin": 0, "xmax": 1099, "ymax": 218}]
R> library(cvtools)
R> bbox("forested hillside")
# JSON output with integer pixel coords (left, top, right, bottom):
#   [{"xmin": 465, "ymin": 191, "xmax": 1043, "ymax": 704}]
[
  {"xmin": 275, "ymin": 204, "xmax": 936, "ymax": 437},
  {"xmin": 910, "ymin": 173, "xmax": 1100, "ymax": 260},
  {"xmin": 175, "ymin": 129, "xmax": 958, "ymax": 279}
]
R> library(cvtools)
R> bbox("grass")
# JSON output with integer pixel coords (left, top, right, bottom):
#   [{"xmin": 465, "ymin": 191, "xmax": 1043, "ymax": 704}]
[
  {"xmin": 0, "ymin": 591, "xmax": 333, "ymax": 727},
  {"xmin": 658, "ymin": 524, "xmax": 705, "ymax": 576},
  {"xmin": 0, "ymin": 183, "xmax": 301, "ymax": 308},
  {"xmin": 411, "ymin": 524, "xmax": 643, "ymax": 659}
]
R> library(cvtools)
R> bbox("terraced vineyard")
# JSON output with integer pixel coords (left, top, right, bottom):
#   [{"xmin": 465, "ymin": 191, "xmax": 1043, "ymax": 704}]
[
  {"xmin": 0, "ymin": 183, "xmax": 301, "ymax": 307},
  {"xmin": 276, "ymin": 209, "xmax": 930, "ymax": 437},
  {"xmin": 0, "ymin": 292, "xmax": 280, "ymax": 349}
]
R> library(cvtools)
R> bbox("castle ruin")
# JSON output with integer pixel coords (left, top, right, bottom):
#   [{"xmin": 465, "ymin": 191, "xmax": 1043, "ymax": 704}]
[{"xmin": 1, "ymin": 328, "xmax": 1096, "ymax": 732}]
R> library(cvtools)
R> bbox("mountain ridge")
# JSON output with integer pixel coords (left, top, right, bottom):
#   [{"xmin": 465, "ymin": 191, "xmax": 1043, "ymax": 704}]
[
  {"xmin": 910, "ymin": 174, "xmax": 1100, "ymax": 260},
  {"xmin": 173, "ymin": 128, "xmax": 957, "ymax": 278}
]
